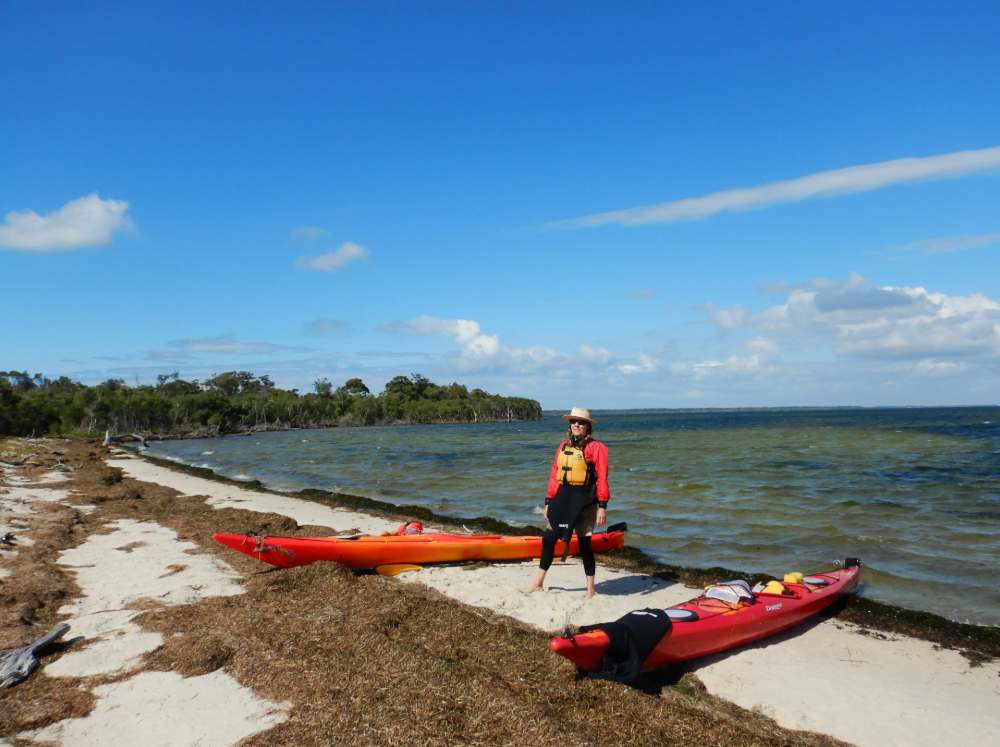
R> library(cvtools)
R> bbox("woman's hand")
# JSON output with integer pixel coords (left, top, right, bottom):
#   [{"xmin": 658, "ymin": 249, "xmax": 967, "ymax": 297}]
[
  {"xmin": 596, "ymin": 508, "xmax": 606, "ymax": 527},
  {"xmin": 543, "ymin": 505, "xmax": 549, "ymax": 522}
]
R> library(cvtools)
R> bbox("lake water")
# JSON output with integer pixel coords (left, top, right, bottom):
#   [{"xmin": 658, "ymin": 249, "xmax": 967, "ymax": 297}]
[{"xmin": 146, "ymin": 407, "xmax": 1000, "ymax": 626}]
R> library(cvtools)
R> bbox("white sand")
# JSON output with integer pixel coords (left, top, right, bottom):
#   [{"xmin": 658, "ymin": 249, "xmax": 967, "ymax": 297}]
[
  {"xmin": 397, "ymin": 556, "xmax": 696, "ymax": 631},
  {"xmin": 24, "ymin": 453, "xmax": 1000, "ymax": 747},
  {"xmin": 45, "ymin": 519, "xmax": 245, "ymax": 677},
  {"xmin": 26, "ymin": 670, "xmax": 289, "ymax": 747},
  {"xmin": 0, "ymin": 465, "xmax": 289, "ymax": 747},
  {"xmin": 690, "ymin": 620, "xmax": 1000, "ymax": 747},
  {"xmin": 32, "ymin": 470, "xmax": 75, "ymax": 484},
  {"xmin": 107, "ymin": 457, "xmax": 395, "ymax": 535},
  {"xmin": 1, "ymin": 479, "xmax": 79, "ymax": 560}
]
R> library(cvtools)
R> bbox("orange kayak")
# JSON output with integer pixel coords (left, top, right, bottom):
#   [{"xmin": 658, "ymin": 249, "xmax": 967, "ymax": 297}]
[{"xmin": 213, "ymin": 528, "xmax": 626, "ymax": 569}]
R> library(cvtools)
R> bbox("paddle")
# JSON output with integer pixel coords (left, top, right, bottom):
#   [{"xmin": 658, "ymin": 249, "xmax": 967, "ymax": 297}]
[{"xmin": 376, "ymin": 564, "xmax": 422, "ymax": 576}]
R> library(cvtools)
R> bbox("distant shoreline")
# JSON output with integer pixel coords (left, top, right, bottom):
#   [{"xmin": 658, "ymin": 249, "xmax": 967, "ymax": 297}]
[{"xmin": 545, "ymin": 404, "xmax": 1000, "ymax": 416}]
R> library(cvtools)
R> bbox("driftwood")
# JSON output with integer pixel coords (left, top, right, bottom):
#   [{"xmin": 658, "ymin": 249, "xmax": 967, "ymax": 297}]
[
  {"xmin": 102, "ymin": 430, "xmax": 148, "ymax": 448},
  {"xmin": 0, "ymin": 454, "xmax": 37, "ymax": 467},
  {"xmin": 0, "ymin": 624, "xmax": 72, "ymax": 688}
]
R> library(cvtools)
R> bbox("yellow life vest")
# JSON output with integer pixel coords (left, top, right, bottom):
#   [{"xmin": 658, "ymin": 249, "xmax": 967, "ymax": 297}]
[{"xmin": 558, "ymin": 440, "xmax": 595, "ymax": 486}]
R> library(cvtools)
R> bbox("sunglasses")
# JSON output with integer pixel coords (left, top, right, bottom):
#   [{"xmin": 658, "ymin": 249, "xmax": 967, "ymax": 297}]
[{"xmin": 568, "ymin": 419, "xmax": 588, "ymax": 425}]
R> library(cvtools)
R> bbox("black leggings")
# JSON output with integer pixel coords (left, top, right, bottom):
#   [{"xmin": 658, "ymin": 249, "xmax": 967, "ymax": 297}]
[{"xmin": 539, "ymin": 530, "xmax": 596, "ymax": 576}]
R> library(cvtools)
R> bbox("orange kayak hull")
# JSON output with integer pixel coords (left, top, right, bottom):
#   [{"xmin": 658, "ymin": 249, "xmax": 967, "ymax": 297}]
[{"xmin": 213, "ymin": 530, "xmax": 625, "ymax": 569}]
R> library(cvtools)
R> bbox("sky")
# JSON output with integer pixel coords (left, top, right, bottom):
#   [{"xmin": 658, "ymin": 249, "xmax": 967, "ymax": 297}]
[{"xmin": 3, "ymin": 1, "xmax": 1000, "ymax": 408}]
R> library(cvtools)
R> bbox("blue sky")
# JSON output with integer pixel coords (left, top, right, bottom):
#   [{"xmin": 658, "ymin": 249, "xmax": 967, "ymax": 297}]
[{"xmin": 3, "ymin": 1, "xmax": 1000, "ymax": 408}]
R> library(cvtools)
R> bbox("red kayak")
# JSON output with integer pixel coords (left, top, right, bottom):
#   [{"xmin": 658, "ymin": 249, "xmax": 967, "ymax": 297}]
[
  {"xmin": 551, "ymin": 561, "xmax": 860, "ymax": 673},
  {"xmin": 213, "ymin": 528, "xmax": 626, "ymax": 569}
]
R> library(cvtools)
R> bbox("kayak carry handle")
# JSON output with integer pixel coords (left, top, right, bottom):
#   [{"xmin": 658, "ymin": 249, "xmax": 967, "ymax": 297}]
[
  {"xmin": 845, "ymin": 557, "xmax": 861, "ymax": 569},
  {"xmin": 604, "ymin": 522, "xmax": 628, "ymax": 534}
]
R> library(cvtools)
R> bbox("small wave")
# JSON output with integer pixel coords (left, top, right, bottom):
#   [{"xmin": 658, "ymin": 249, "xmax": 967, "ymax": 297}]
[
  {"xmin": 201, "ymin": 451, "xmax": 215, "ymax": 455},
  {"xmin": 675, "ymin": 483, "xmax": 712, "ymax": 492},
  {"xmin": 532, "ymin": 505, "xmax": 545, "ymax": 514},
  {"xmin": 855, "ymin": 535, "xmax": 898, "ymax": 544},
  {"xmin": 232, "ymin": 474, "xmax": 254, "ymax": 481}
]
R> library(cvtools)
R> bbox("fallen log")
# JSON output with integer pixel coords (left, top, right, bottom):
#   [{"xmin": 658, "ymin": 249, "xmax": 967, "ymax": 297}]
[
  {"xmin": 0, "ymin": 454, "xmax": 37, "ymax": 467},
  {"xmin": 0, "ymin": 624, "xmax": 73, "ymax": 689},
  {"xmin": 102, "ymin": 430, "xmax": 148, "ymax": 447}
]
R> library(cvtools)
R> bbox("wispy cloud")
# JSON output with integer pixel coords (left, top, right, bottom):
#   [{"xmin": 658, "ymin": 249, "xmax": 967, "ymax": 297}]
[
  {"xmin": 898, "ymin": 231, "xmax": 1000, "ymax": 255},
  {"xmin": 548, "ymin": 145, "xmax": 1000, "ymax": 229},
  {"xmin": 0, "ymin": 194, "xmax": 133, "ymax": 251},
  {"xmin": 303, "ymin": 318, "xmax": 347, "ymax": 336},
  {"xmin": 296, "ymin": 241, "xmax": 368, "ymax": 272},
  {"xmin": 169, "ymin": 333, "xmax": 310, "ymax": 355},
  {"xmin": 149, "ymin": 348, "xmax": 194, "ymax": 361},
  {"xmin": 629, "ymin": 289, "xmax": 656, "ymax": 299},
  {"xmin": 290, "ymin": 225, "xmax": 330, "ymax": 241}
]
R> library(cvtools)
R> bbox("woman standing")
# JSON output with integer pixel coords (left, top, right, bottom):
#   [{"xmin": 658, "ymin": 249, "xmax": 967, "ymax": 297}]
[{"xmin": 525, "ymin": 407, "xmax": 609, "ymax": 600}]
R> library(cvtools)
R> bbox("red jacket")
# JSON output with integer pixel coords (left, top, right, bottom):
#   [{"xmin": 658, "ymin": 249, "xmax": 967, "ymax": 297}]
[{"xmin": 546, "ymin": 439, "xmax": 610, "ymax": 503}]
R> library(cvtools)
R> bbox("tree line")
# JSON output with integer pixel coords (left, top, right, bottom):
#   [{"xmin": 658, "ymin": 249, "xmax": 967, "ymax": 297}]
[{"xmin": 0, "ymin": 370, "xmax": 543, "ymax": 437}]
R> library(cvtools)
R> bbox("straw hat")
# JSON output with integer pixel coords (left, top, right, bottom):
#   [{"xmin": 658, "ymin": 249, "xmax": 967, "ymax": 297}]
[{"xmin": 562, "ymin": 407, "xmax": 595, "ymax": 424}]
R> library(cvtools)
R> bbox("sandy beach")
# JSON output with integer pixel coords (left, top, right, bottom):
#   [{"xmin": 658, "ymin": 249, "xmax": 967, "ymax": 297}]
[{"xmin": 1, "ymin": 439, "xmax": 998, "ymax": 747}]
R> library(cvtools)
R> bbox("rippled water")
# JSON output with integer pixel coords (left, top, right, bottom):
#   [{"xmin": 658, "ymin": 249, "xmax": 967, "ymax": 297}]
[{"xmin": 147, "ymin": 407, "xmax": 1000, "ymax": 626}]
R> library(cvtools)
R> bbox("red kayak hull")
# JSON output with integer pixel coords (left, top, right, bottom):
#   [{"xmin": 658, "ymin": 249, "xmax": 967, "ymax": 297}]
[
  {"xmin": 213, "ymin": 530, "xmax": 625, "ymax": 569},
  {"xmin": 550, "ymin": 565, "xmax": 860, "ymax": 671}
]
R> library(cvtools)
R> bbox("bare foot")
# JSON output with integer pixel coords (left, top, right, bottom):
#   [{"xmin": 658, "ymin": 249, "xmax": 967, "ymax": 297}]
[
  {"xmin": 524, "ymin": 582, "xmax": 544, "ymax": 594},
  {"xmin": 583, "ymin": 590, "xmax": 596, "ymax": 601}
]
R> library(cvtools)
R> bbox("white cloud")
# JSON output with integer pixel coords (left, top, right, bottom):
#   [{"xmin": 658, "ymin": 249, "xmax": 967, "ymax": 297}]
[
  {"xmin": 898, "ymin": 232, "xmax": 1000, "ymax": 254},
  {"xmin": 629, "ymin": 289, "xmax": 656, "ymax": 299},
  {"xmin": 549, "ymin": 145, "xmax": 1000, "ymax": 228},
  {"xmin": 170, "ymin": 333, "xmax": 310, "ymax": 355},
  {"xmin": 678, "ymin": 337, "xmax": 781, "ymax": 378},
  {"xmin": 296, "ymin": 241, "xmax": 368, "ymax": 272},
  {"xmin": 916, "ymin": 359, "xmax": 968, "ymax": 376},
  {"xmin": 290, "ymin": 225, "xmax": 330, "ymax": 241},
  {"xmin": 702, "ymin": 302, "xmax": 750, "ymax": 331},
  {"xmin": 0, "ymin": 194, "xmax": 133, "ymax": 251},
  {"xmin": 579, "ymin": 344, "xmax": 614, "ymax": 365},
  {"xmin": 380, "ymin": 315, "xmax": 614, "ymax": 374},
  {"xmin": 747, "ymin": 272, "xmax": 1000, "ymax": 361},
  {"xmin": 616, "ymin": 353, "xmax": 657, "ymax": 375}
]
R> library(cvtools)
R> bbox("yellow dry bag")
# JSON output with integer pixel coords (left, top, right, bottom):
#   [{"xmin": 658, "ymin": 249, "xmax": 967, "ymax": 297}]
[{"xmin": 762, "ymin": 581, "xmax": 787, "ymax": 595}]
